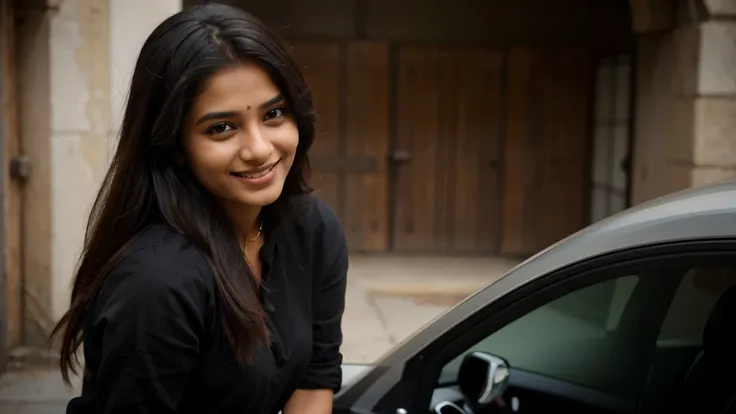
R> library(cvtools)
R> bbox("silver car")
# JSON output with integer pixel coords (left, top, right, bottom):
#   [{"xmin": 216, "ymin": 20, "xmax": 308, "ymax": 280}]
[{"xmin": 336, "ymin": 180, "xmax": 736, "ymax": 414}]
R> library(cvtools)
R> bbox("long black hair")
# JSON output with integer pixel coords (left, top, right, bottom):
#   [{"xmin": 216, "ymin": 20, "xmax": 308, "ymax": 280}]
[{"xmin": 50, "ymin": 3, "xmax": 315, "ymax": 384}]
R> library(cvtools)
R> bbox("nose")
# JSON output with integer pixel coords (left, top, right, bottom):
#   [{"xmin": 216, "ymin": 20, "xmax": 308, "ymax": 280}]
[{"xmin": 239, "ymin": 125, "xmax": 273, "ymax": 163}]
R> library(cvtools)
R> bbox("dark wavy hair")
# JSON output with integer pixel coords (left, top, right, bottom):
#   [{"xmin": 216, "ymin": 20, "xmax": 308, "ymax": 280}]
[{"xmin": 50, "ymin": 3, "xmax": 315, "ymax": 384}]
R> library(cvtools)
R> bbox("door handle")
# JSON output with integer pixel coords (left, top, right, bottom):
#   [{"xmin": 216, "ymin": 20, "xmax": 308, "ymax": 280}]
[{"xmin": 390, "ymin": 149, "xmax": 412, "ymax": 163}]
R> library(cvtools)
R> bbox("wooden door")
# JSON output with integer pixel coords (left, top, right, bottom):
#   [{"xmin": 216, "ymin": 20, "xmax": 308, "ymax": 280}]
[
  {"xmin": 501, "ymin": 48, "xmax": 592, "ymax": 256},
  {"xmin": 392, "ymin": 46, "xmax": 504, "ymax": 253},
  {"xmin": 289, "ymin": 41, "xmax": 390, "ymax": 252}
]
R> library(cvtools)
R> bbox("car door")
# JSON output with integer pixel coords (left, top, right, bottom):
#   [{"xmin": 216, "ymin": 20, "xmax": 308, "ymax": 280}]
[{"xmin": 335, "ymin": 239, "xmax": 736, "ymax": 414}]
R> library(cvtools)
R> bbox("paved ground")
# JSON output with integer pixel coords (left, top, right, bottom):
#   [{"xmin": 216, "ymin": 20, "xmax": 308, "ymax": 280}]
[
  {"xmin": 343, "ymin": 255, "xmax": 517, "ymax": 362},
  {"xmin": 0, "ymin": 255, "xmax": 517, "ymax": 413}
]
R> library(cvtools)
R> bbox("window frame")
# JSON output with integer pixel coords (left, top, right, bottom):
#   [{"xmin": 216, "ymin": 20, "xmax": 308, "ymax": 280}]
[{"xmin": 371, "ymin": 238, "xmax": 736, "ymax": 414}]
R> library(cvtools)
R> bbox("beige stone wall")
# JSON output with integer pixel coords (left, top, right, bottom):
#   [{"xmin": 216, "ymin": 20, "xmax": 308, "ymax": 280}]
[
  {"xmin": 17, "ymin": 0, "xmax": 111, "ymax": 345},
  {"xmin": 691, "ymin": 17, "xmax": 736, "ymax": 187},
  {"xmin": 632, "ymin": 4, "xmax": 736, "ymax": 204},
  {"xmin": 16, "ymin": 6, "xmax": 54, "ymax": 345},
  {"xmin": 15, "ymin": 0, "xmax": 181, "ymax": 346},
  {"xmin": 631, "ymin": 27, "xmax": 699, "ymax": 204},
  {"xmin": 109, "ymin": 0, "xmax": 182, "ymax": 153}
]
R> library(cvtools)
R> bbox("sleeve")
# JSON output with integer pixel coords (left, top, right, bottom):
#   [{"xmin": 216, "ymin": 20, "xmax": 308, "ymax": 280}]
[
  {"xmin": 299, "ymin": 209, "xmax": 349, "ymax": 392},
  {"xmin": 91, "ymin": 249, "xmax": 208, "ymax": 413}
]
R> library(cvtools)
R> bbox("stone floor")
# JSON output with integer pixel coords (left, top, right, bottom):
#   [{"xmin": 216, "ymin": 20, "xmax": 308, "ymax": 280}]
[
  {"xmin": 343, "ymin": 255, "xmax": 518, "ymax": 362},
  {"xmin": 0, "ymin": 255, "xmax": 517, "ymax": 413}
]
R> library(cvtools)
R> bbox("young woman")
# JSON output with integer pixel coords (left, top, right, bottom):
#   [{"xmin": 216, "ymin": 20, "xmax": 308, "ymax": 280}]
[{"xmin": 51, "ymin": 3, "xmax": 348, "ymax": 414}]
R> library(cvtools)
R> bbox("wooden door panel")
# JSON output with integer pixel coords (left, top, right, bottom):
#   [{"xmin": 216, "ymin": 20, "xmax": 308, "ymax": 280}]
[
  {"xmin": 289, "ymin": 43, "xmax": 342, "ymax": 220},
  {"xmin": 290, "ymin": 41, "xmax": 390, "ymax": 252},
  {"xmin": 345, "ymin": 42, "xmax": 389, "ymax": 252},
  {"xmin": 393, "ymin": 47, "xmax": 440, "ymax": 251},
  {"xmin": 393, "ymin": 47, "xmax": 503, "ymax": 253},
  {"xmin": 447, "ymin": 50, "xmax": 503, "ymax": 252},
  {"xmin": 502, "ymin": 48, "xmax": 592, "ymax": 256},
  {"xmin": 290, "ymin": 42, "xmax": 591, "ymax": 256}
]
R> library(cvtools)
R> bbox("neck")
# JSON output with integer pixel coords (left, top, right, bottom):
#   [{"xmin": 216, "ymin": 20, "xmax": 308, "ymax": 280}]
[{"xmin": 224, "ymin": 202, "xmax": 262, "ymax": 244}]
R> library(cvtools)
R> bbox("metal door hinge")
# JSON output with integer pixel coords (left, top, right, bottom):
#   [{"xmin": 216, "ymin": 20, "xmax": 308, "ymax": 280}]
[{"xmin": 10, "ymin": 155, "xmax": 31, "ymax": 180}]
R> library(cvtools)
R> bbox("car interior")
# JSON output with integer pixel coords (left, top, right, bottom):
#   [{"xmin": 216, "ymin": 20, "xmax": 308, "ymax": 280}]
[
  {"xmin": 425, "ymin": 266, "xmax": 736, "ymax": 414},
  {"xmin": 666, "ymin": 285, "xmax": 736, "ymax": 413}
]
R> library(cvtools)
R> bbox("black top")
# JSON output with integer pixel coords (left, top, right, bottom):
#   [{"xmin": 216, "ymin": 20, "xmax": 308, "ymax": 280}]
[{"xmin": 66, "ymin": 196, "xmax": 348, "ymax": 414}]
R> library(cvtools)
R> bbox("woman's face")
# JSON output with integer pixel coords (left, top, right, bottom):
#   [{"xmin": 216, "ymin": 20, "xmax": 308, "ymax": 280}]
[{"xmin": 183, "ymin": 62, "xmax": 298, "ymax": 210}]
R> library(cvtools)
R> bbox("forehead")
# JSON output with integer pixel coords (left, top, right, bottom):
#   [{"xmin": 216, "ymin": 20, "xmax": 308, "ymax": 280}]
[{"xmin": 192, "ymin": 63, "xmax": 280, "ymax": 111}]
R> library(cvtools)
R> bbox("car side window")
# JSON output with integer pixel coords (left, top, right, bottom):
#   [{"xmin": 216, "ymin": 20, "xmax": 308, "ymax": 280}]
[
  {"xmin": 657, "ymin": 267, "xmax": 732, "ymax": 345},
  {"xmin": 439, "ymin": 274, "xmax": 642, "ymax": 397},
  {"xmin": 437, "ymin": 263, "xmax": 736, "ymax": 410},
  {"xmin": 643, "ymin": 267, "xmax": 736, "ymax": 409}
]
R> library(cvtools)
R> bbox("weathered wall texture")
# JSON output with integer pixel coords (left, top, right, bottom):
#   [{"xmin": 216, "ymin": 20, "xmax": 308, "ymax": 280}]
[
  {"xmin": 631, "ymin": 27, "xmax": 699, "ymax": 204},
  {"xmin": 16, "ymin": 5, "xmax": 53, "ymax": 345},
  {"xmin": 48, "ymin": 0, "xmax": 110, "ymax": 332},
  {"xmin": 17, "ymin": 0, "xmax": 181, "ymax": 345},
  {"xmin": 109, "ymin": 0, "xmax": 182, "ymax": 152},
  {"xmin": 17, "ymin": 0, "xmax": 111, "ymax": 345},
  {"xmin": 691, "ymin": 14, "xmax": 736, "ymax": 186},
  {"xmin": 631, "ymin": 3, "xmax": 736, "ymax": 203}
]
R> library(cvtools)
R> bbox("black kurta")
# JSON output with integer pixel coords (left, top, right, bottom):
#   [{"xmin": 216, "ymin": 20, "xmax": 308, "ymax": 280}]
[{"xmin": 66, "ymin": 196, "xmax": 348, "ymax": 414}]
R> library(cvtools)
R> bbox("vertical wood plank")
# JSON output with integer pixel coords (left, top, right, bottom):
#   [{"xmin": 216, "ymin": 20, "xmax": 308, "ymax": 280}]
[
  {"xmin": 545, "ymin": 49, "xmax": 591, "ymax": 247},
  {"xmin": 289, "ymin": 42, "xmax": 343, "ymax": 222},
  {"xmin": 393, "ymin": 46, "xmax": 440, "ymax": 251},
  {"xmin": 345, "ymin": 41, "xmax": 389, "ymax": 252},
  {"xmin": 449, "ymin": 49, "xmax": 503, "ymax": 252},
  {"xmin": 503, "ymin": 47, "xmax": 592, "ymax": 255},
  {"xmin": 521, "ymin": 49, "xmax": 549, "ymax": 252},
  {"xmin": 393, "ymin": 45, "xmax": 505, "ymax": 254},
  {"xmin": 433, "ymin": 48, "xmax": 454, "ymax": 251},
  {"xmin": 502, "ymin": 48, "xmax": 531, "ymax": 256}
]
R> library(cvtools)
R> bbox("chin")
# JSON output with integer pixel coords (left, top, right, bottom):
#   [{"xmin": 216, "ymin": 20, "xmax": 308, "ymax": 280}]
[{"xmin": 240, "ymin": 185, "xmax": 285, "ymax": 207}]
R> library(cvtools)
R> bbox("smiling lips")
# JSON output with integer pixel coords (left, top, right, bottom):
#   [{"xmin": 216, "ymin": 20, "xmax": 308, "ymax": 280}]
[{"xmin": 230, "ymin": 160, "xmax": 280, "ymax": 186}]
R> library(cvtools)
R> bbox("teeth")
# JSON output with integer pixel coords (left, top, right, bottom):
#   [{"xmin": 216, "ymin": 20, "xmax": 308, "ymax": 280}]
[
  {"xmin": 245, "ymin": 170, "xmax": 268, "ymax": 179},
  {"xmin": 236, "ymin": 164, "xmax": 274, "ymax": 179}
]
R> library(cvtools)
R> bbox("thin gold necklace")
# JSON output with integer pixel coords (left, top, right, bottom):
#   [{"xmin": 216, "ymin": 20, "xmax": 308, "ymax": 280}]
[{"xmin": 248, "ymin": 221, "xmax": 263, "ymax": 243}]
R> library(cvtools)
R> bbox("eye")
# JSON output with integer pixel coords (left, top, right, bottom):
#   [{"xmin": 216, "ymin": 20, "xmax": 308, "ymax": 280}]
[
  {"xmin": 206, "ymin": 122, "xmax": 235, "ymax": 135},
  {"xmin": 263, "ymin": 107, "xmax": 287, "ymax": 121}
]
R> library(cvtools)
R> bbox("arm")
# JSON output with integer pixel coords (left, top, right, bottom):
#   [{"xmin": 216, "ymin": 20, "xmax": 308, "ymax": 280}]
[
  {"xmin": 283, "ymin": 389, "xmax": 334, "ymax": 414},
  {"xmin": 285, "ymin": 211, "xmax": 348, "ymax": 414},
  {"xmin": 92, "ymin": 250, "xmax": 207, "ymax": 413}
]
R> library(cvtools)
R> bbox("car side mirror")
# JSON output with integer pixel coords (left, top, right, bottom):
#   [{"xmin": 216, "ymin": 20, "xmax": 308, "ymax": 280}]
[
  {"xmin": 457, "ymin": 351, "xmax": 510, "ymax": 406},
  {"xmin": 433, "ymin": 401, "xmax": 466, "ymax": 414}
]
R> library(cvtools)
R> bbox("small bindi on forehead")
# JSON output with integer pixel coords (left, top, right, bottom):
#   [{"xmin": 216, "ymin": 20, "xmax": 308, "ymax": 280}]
[{"xmin": 247, "ymin": 105, "xmax": 251, "ymax": 110}]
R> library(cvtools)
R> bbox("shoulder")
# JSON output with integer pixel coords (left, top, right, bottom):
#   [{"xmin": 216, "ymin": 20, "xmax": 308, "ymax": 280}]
[
  {"xmin": 302, "ymin": 195, "xmax": 348, "ymax": 270},
  {"xmin": 122, "ymin": 224, "xmax": 211, "ymax": 277},
  {"xmin": 97, "ymin": 225, "xmax": 214, "ymax": 311},
  {"xmin": 288, "ymin": 194, "xmax": 345, "ymax": 241},
  {"xmin": 276, "ymin": 194, "xmax": 347, "ymax": 271}
]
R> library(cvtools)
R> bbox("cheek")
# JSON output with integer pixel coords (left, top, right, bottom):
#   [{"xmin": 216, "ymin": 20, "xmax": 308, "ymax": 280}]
[
  {"xmin": 272, "ymin": 121, "xmax": 299, "ymax": 156},
  {"xmin": 185, "ymin": 139, "xmax": 233, "ymax": 183}
]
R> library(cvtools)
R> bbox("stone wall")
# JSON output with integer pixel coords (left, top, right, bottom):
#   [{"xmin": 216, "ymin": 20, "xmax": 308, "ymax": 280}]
[
  {"xmin": 15, "ymin": 0, "xmax": 181, "ymax": 346},
  {"xmin": 692, "ymin": 4, "xmax": 736, "ymax": 187},
  {"xmin": 16, "ymin": 0, "xmax": 111, "ymax": 345},
  {"xmin": 631, "ymin": 0, "xmax": 736, "ymax": 204}
]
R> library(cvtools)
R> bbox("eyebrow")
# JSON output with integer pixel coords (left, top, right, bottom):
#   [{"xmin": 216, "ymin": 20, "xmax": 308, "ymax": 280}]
[
  {"xmin": 195, "ymin": 94, "xmax": 286, "ymax": 126},
  {"xmin": 260, "ymin": 94, "xmax": 285, "ymax": 109}
]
